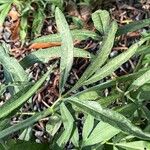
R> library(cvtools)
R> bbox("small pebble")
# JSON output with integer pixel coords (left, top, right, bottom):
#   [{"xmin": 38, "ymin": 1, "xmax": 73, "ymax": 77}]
[
  {"xmin": 35, "ymin": 131, "xmax": 44, "ymax": 137},
  {"xmin": 5, "ymin": 92, "xmax": 11, "ymax": 100},
  {"xmin": 110, "ymin": 51, "xmax": 118, "ymax": 58}
]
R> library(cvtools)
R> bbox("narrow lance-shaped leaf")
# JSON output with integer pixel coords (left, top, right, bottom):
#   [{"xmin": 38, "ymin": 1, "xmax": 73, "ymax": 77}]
[
  {"xmin": 46, "ymin": 115, "xmax": 62, "ymax": 137},
  {"xmin": 129, "ymin": 69, "xmax": 150, "ymax": 91},
  {"xmin": 20, "ymin": 15, "xmax": 28, "ymax": 44},
  {"xmin": 0, "ymin": 44, "xmax": 28, "ymax": 93},
  {"xmin": 50, "ymin": 0, "xmax": 64, "ymax": 10},
  {"xmin": 5, "ymin": 140, "xmax": 49, "ymax": 150},
  {"xmin": 73, "ymin": 67, "xmax": 150, "ymax": 98},
  {"xmin": 83, "ymin": 122, "xmax": 120, "ymax": 146},
  {"xmin": 0, "ymin": 106, "xmax": 54, "ymax": 139},
  {"xmin": 117, "ymin": 18, "xmax": 150, "ymax": 36},
  {"xmin": 82, "ymin": 115, "xmax": 94, "ymax": 142},
  {"xmin": 57, "ymin": 103, "xmax": 74, "ymax": 147},
  {"xmin": 83, "ymin": 103, "xmax": 137, "ymax": 147},
  {"xmin": 55, "ymin": 7, "xmax": 74, "ymax": 92},
  {"xmin": 32, "ymin": 8, "xmax": 45, "ymax": 37},
  {"xmin": 83, "ymin": 38, "xmax": 148, "ymax": 86},
  {"xmin": 68, "ymin": 98, "xmax": 150, "ymax": 140},
  {"xmin": 20, "ymin": 47, "xmax": 92, "ymax": 69},
  {"xmin": 0, "ymin": 3, "xmax": 9, "ymax": 11},
  {"xmin": 31, "ymin": 29, "xmax": 100, "ymax": 43},
  {"xmin": 86, "ymin": 21, "xmax": 118, "ymax": 78},
  {"xmin": 0, "ymin": 66, "xmax": 54, "ymax": 120},
  {"xmin": 58, "ymin": 103, "xmax": 79, "ymax": 147},
  {"xmin": 0, "ymin": 3, "xmax": 11, "ymax": 26},
  {"xmin": 67, "ymin": 21, "xmax": 118, "ymax": 93},
  {"xmin": 92, "ymin": 10, "xmax": 110, "ymax": 35},
  {"xmin": 112, "ymin": 141, "xmax": 150, "ymax": 150}
]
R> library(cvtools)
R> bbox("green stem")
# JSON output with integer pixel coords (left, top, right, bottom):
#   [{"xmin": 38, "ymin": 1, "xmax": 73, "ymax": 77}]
[{"xmin": 0, "ymin": 98, "xmax": 62, "ymax": 139}]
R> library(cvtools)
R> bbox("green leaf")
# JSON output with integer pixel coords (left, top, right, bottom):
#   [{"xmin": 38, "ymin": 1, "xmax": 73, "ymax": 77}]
[
  {"xmin": 83, "ymin": 122, "xmax": 120, "ymax": 146},
  {"xmin": 73, "ymin": 67, "xmax": 150, "ymax": 98},
  {"xmin": 32, "ymin": 8, "xmax": 45, "ymax": 37},
  {"xmin": 20, "ymin": 47, "xmax": 92, "ymax": 69},
  {"xmin": 78, "ymin": 90, "xmax": 100, "ymax": 101},
  {"xmin": 114, "ymin": 141, "xmax": 150, "ymax": 150},
  {"xmin": 0, "ymin": 118, "xmax": 10, "ymax": 131},
  {"xmin": 96, "ymin": 94, "xmax": 120, "ymax": 108},
  {"xmin": 68, "ymin": 98, "xmax": 150, "ymax": 140},
  {"xmin": 72, "ymin": 16, "xmax": 84, "ymax": 29},
  {"xmin": 5, "ymin": 140, "xmax": 49, "ymax": 150},
  {"xmin": 129, "ymin": 69, "xmax": 150, "ymax": 90},
  {"xmin": 0, "ymin": 66, "xmax": 53, "ymax": 120},
  {"xmin": 142, "ymin": 106, "xmax": 150, "ymax": 123},
  {"xmin": 0, "ymin": 3, "xmax": 11, "ymax": 26},
  {"xmin": 68, "ymin": 21, "xmax": 118, "ymax": 92},
  {"xmin": 136, "ymin": 45, "xmax": 150, "ymax": 56},
  {"xmin": 0, "ymin": 0, "xmax": 12, "ymax": 4},
  {"xmin": 83, "ymin": 103, "xmax": 137, "ymax": 147},
  {"xmin": 0, "ymin": 106, "xmax": 54, "ymax": 139},
  {"xmin": 19, "ymin": 127, "xmax": 32, "ymax": 141},
  {"xmin": 71, "ymin": 127, "xmax": 79, "ymax": 148},
  {"xmin": 86, "ymin": 21, "xmax": 118, "ymax": 78},
  {"xmin": 32, "ymin": 29, "xmax": 100, "ymax": 43},
  {"xmin": 82, "ymin": 115, "xmax": 94, "ymax": 142},
  {"xmin": 138, "ymin": 84, "xmax": 150, "ymax": 101},
  {"xmin": 92, "ymin": 10, "xmax": 110, "ymax": 34},
  {"xmin": 83, "ymin": 38, "xmax": 148, "ymax": 86},
  {"xmin": 0, "ymin": 44, "xmax": 28, "ymax": 93},
  {"xmin": 0, "ymin": 3, "xmax": 9, "ymax": 11},
  {"xmin": 20, "ymin": 15, "xmax": 28, "ymax": 43},
  {"xmin": 55, "ymin": 7, "xmax": 74, "ymax": 92},
  {"xmin": 50, "ymin": 0, "xmax": 64, "ymax": 9},
  {"xmin": 117, "ymin": 18, "xmax": 150, "ymax": 36},
  {"xmin": 57, "ymin": 103, "xmax": 74, "ymax": 147},
  {"xmin": 46, "ymin": 115, "xmax": 62, "ymax": 137}
]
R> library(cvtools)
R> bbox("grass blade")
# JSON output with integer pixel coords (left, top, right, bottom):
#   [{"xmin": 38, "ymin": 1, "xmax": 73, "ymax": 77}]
[
  {"xmin": 20, "ymin": 15, "xmax": 28, "ymax": 44},
  {"xmin": 55, "ymin": 7, "xmax": 74, "ymax": 92}
]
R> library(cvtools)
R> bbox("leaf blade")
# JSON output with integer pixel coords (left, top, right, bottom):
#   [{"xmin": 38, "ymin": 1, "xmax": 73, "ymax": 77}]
[
  {"xmin": 31, "ymin": 29, "xmax": 100, "ymax": 43},
  {"xmin": 68, "ymin": 98, "xmax": 150, "ymax": 140},
  {"xmin": 117, "ymin": 18, "xmax": 150, "ymax": 36},
  {"xmin": 84, "ymin": 38, "xmax": 148, "ymax": 85},
  {"xmin": 55, "ymin": 7, "xmax": 74, "ymax": 92},
  {"xmin": 20, "ymin": 47, "xmax": 92, "ymax": 69},
  {"xmin": 0, "ymin": 66, "xmax": 53, "ymax": 120}
]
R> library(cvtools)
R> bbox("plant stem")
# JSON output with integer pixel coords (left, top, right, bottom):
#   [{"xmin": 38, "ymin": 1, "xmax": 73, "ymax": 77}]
[{"xmin": 0, "ymin": 98, "xmax": 62, "ymax": 139}]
